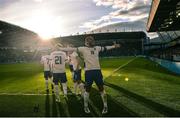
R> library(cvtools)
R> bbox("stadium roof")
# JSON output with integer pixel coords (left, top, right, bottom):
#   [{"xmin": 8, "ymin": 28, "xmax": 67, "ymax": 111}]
[
  {"xmin": 147, "ymin": 0, "xmax": 180, "ymax": 32},
  {"xmin": 0, "ymin": 20, "xmax": 40, "ymax": 48}
]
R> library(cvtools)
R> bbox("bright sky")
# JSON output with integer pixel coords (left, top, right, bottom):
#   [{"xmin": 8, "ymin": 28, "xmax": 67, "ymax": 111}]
[{"xmin": 0, "ymin": 0, "xmax": 152, "ymax": 39}]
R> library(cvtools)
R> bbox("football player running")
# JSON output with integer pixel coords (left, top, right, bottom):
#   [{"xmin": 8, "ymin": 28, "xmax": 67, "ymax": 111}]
[
  {"xmin": 40, "ymin": 53, "xmax": 54, "ymax": 93},
  {"xmin": 57, "ymin": 35, "xmax": 120, "ymax": 114}
]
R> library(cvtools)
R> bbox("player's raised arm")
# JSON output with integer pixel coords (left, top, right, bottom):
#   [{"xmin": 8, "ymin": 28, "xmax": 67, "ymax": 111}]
[
  {"xmin": 104, "ymin": 42, "xmax": 121, "ymax": 51},
  {"xmin": 55, "ymin": 43, "xmax": 77, "ymax": 52},
  {"xmin": 58, "ymin": 47, "xmax": 77, "ymax": 52}
]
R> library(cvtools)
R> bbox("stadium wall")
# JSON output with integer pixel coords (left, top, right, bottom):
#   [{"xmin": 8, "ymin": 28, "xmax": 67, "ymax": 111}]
[{"xmin": 149, "ymin": 57, "xmax": 180, "ymax": 75}]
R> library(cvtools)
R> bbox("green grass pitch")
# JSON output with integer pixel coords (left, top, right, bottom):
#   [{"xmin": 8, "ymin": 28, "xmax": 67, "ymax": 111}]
[{"xmin": 0, "ymin": 57, "xmax": 179, "ymax": 117}]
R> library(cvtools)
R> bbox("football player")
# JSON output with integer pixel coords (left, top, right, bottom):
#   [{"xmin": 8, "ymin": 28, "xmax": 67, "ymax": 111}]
[
  {"xmin": 50, "ymin": 45, "xmax": 68, "ymax": 102},
  {"xmin": 69, "ymin": 50, "xmax": 85, "ymax": 95},
  {"xmin": 57, "ymin": 36, "xmax": 120, "ymax": 114},
  {"xmin": 40, "ymin": 53, "xmax": 53, "ymax": 93}
]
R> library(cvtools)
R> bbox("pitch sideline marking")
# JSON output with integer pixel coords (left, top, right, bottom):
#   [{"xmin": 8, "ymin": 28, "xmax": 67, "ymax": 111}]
[
  {"xmin": 0, "ymin": 93, "xmax": 74, "ymax": 96},
  {"xmin": 104, "ymin": 57, "xmax": 137, "ymax": 79}
]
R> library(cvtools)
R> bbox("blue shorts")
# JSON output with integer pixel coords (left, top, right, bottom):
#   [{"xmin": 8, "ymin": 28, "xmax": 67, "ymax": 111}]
[
  {"xmin": 44, "ymin": 71, "xmax": 52, "ymax": 80},
  {"xmin": 69, "ymin": 65, "xmax": 74, "ymax": 72},
  {"xmin": 85, "ymin": 70, "xmax": 104, "ymax": 87},
  {"xmin": 73, "ymin": 69, "xmax": 81, "ymax": 82},
  {"xmin": 53, "ymin": 73, "xmax": 67, "ymax": 85}
]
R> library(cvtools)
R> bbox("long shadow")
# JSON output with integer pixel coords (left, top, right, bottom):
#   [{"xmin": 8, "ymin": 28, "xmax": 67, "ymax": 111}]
[
  {"xmin": 106, "ymin": 95, "xmax": 139, "ymax": 117},
  {"xmin": 45, "ymin": 92, "xmax": 50, "ymax": 116},
  {"xmin": 105, "ymin": 82, "xmax": 180, "ymax": 116},
  {"xmin": 64, "ymin": 87, "xmax": 96, "ymax": 117},
  {"xmin": 51, "ymin": 94, "xmax": 58, "ymax": 116},
  {"xmin": 57, "ymin": 102, "xmax": 66, "ymax": 116},
  {"xmin": 90, "ymin": 87, "xmax": 137, "ymax": 117}
]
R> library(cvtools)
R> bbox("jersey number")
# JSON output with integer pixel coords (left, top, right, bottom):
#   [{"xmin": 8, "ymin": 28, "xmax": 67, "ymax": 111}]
[
  {"xmin": 91, "ymin": 51, "xmax": 94, "ymax": 55},
  {"xmin": 55, "ymin": 56, "xmax": 62, "ymax": 64}
]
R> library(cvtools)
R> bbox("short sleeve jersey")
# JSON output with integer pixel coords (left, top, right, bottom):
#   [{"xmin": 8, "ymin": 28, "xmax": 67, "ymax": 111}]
[
  {"xmin": 70, "ymin": 51, "xmax": 80, "ymax": 70},
  {"xmin": 50, "ymin": 51, "xmax": 67, "ymax": 73},
  {"xmin": 78, "ymin": 46, "xmax": 104, "ymax": 71},
  {"xmin": 41, "ymin": 55, "xmax": 51, "ymax": 71}
]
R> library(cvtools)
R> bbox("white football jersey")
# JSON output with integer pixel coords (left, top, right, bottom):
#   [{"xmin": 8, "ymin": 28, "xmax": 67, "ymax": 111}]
[
  {"xmin": 69, "ymin": 51, "xmax": 81, "ymax": 70},
  {"xmin": 40, "ymin": 55, "xmax": 51, "ymax": 71},
  {"xmin": 58, "ymin": 45, "xmax": 115, "ymax": 71},
  {"xmin": 50, "ymin": 51, "xmax": 67, "ymax": 73},
  {"xmin": 78, "ymin": 46, "xmax": 104, "ymax": 71}
]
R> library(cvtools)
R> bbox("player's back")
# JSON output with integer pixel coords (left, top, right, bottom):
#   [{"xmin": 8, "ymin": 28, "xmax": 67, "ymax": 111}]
[
  {"xmin": 78, "ymin": 46, "xmax": 101, "ymax": 71},
  {"xmin": 50, "ymin": 51, "xmax": 66, "ymax": 73},
  {"xmin": 41, "ymin": 55, "xmax": 51, "ymax": 71}
]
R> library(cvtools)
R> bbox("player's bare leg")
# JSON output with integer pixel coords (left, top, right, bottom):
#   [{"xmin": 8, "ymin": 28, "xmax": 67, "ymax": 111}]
[
  {"xmin": 84, "ymin": 86, "xmax": 91, "ymax": 113},
  {"xmin": 98, "ymin": 85, "xmax": 108, "ymax": 114}
]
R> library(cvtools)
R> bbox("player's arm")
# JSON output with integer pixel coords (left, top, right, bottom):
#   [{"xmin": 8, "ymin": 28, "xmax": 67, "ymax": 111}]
[
  {"xmin": 49, "ymin": 54, "xmax": 54, "ymax": 73},
  {"xmin": 50, "ymin": 60, "xmax": 54, "ymax": 73},
  {"xmin": 65, "ymin": 58, "xmax": 69, "ymax": 64},
  {"xmin": 49, "ymin": 59, "xmax": 52, "ymax": 72},
  {"xmin": 75, "ymin": 56, "xmax": 81, "ymax": 71},
  {"xmin": 102, "ymin": 42, "xmax": 121, "ymax": 51},
  {"xmin": 58, "ymin": 47, "xmax": 77, "ymax": 52}
]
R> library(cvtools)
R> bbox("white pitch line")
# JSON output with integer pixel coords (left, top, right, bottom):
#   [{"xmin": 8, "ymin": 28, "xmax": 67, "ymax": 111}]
[
  {"xmin": 104, "ymin": 57, "xmax": 137, "ymax": 79},
  {"xmin": 0, "ymin": 93, "xmax": 75, "ymax": 96}
]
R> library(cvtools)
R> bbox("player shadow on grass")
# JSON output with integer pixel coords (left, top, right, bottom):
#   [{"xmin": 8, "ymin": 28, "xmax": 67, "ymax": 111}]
[
  {"xmin": 51, "ymin": 94, "xmax": 58, "ymax": 116},
  {"xmin": 45, "ymin": 86, "xmax": 140, "ymax": 117},
  {"xmin": 45, "ymin": 92, "xmax": 58, "ymax": 117},
  {"xmin": 66, "ymin": 86, "xmax": 138, "ymax": 116},
  {"xmin": 45, "ymin": 91, "xmax": 58, "ymax": 116},
  {"xmin": 45, "ymin": 91, "xmax": 50, "ymax": 116},
  {"xmin": 104, "ymin": 82, "xmax": 180, "ymax": 117},
  {"xmin": 65, "ymin": 87, "xmax": 96, "ymax": 117},
  {"xmin": 90, "ymin": 87, "xmax": 138, "ymax": 117}
]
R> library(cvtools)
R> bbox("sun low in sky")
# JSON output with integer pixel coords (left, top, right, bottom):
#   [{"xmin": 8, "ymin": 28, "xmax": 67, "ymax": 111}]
[
  {"xmin": 0, "ymin": 0, "xmax": 153, "ymax": 39},
  {"xmin": 25, "ymin": 10, "xmax": 65, "ymax": 40}
]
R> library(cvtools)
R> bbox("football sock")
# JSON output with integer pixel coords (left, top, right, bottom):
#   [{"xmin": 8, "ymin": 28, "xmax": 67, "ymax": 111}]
[
  {"xmin": 62, "ymin": 83, "xmax": 67, "ymax": 95},
  {"xmin": 45, "ymin": 80, "xmax": 48, "ymax": 90},
  {"xmin": 79, "ymin": 83, "xmax": 85, "ymax": 94},
  {"xmin": 55, "ymin": 85, "xmax": 60, "ymax": 99},
  {"xmin": 100, "ymin": 91, "xmax": 107, "ymax": 108},
  {"xmin": 84, "ymin": 92, "xmax": 89, "ymax": 107}
]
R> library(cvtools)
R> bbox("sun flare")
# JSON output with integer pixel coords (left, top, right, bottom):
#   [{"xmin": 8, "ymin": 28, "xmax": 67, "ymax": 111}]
[{"xmin": 24, "ymin": 10, "xmax": 65, "ymax": 40}]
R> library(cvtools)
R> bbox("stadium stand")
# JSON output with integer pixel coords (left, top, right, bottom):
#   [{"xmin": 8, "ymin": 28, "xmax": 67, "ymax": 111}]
[
  {"xmin": 0, "ymin": 20, "xmax": 41, "ymax": 63},
  {"xmin": 53, "ymin": 32, "xmax": 147, "ymax": 57},
  {"xmin": 145, "ymin": 0, "xmax": 180, "ymax": 62},
  {"xmin": 0, "ymin": 20, "xmax": 147, "ymax": 63},
  {"xmin": 144, "ymin": 31, "xmax": 180, "ymax": 61},
  {"xmin": 145, "ymin": 0, "xmax": 180, "ymax": 74}
]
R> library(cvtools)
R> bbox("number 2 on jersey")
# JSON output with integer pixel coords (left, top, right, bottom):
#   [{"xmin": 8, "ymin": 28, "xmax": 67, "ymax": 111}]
[{"xmin": 55, "ymin": 56, "xmax": 62, "ymax": 64}]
